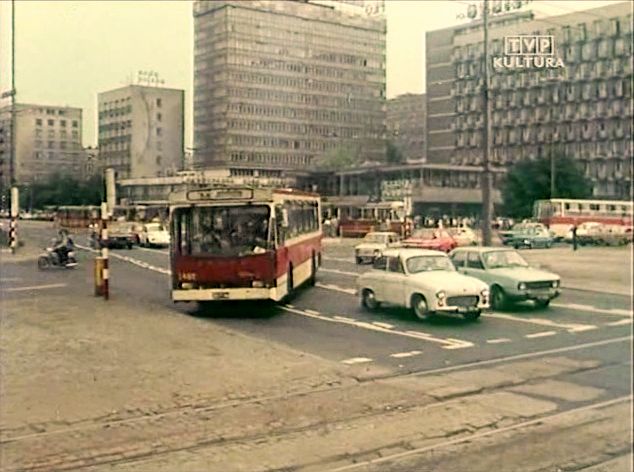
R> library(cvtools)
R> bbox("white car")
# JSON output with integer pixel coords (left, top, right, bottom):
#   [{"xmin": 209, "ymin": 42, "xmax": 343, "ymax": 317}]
[
  {"xmin": 357, "ymin": 248, "xmax": 490, "ymax": 321},
  {"xmin": 449, "ymin": 226, "xmax": 479, "ymax": 246},
  {"xmin": 138, "ymin": 222, "xmax": 170, "ymax": 247},
  {"xmin": 354, "ymin": 231, "xmax": 400, "ymax": 264}
]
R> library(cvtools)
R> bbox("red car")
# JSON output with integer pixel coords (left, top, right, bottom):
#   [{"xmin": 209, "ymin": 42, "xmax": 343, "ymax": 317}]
[{"xmin": 401, "ymin": 229, "xmax": 457, "ymax": 253}]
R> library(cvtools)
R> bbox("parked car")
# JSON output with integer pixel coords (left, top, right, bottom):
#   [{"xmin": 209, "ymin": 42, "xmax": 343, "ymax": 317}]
[
  {"xmin": 401, "ymin": 228, "xmax": 457, "ymax": 253},
  {"xmin": 448, "ymin": 226, "xmax": 479, "ymax": 247},
  {"xmin": 354, "ymin": 231, "xmax": 400, "ymax": 264},
  {"xmin": 506, "ymin": 227, "xmax": 554, "ymax": 249},
  {"xmin": 449, "ymin": 247, "xmax": 561, "ymax": 309},
  {"xmin": 138, "ymin": 222, "xmax": 170, "ymax": 247},
  {"xmin": 499, "ymin": 222, "xmax": 547, "ymax": 245},
  {"xmin": 567, "ymin": 222, "xmax": 629, "ymax": 246},
  {"xmin": 564, "ymin": 221, "xmax": 603, "ymax": 244},
  {"xmin": 100, "ymin": 221, "xmax": 137, "ymax": 249},
  {"xmin": 357, "ymin": 248, "xmax": 489, "ymax": 321}
]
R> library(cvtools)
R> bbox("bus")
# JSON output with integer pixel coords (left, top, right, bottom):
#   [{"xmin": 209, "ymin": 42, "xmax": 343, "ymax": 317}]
[
  {"xmin": 55, "ymin": 206, "xmax": 100, "ymax": 229},
  {"xmin": 323, "ymin": 200, "xmax": 409, "ymax": 238},
  {"xmin": 168, "ymin": 187, "xmax": 322, "ymax": 303},
  {"xmin": 533, "ymin": 198, "xmax": 633, "ymax": 239}
]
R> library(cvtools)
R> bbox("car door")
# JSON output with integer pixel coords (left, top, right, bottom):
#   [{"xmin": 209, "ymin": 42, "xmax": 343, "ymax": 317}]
[
  {"xmin": 462, "ymin": 251, "xmax": 487, "ymax": 283},
  {"xmin": 369, "ymin": 256, "xmax": 389, "ymax": 302},
  {"xmin": 384, "ymin": 255, "xmax": 406, "ymax": 306},
  {"xmin": 450, "ymin": 250, "xmax": 468, "ymax": 274}
]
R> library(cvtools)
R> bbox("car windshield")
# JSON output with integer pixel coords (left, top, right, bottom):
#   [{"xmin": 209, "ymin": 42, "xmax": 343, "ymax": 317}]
[
  {"xmin": 364, "ymin": 234, "xmax": 387, "ymax": 243},
  {"xmin": 482, "ymin": 250, "xmax": 529, "ymax": 269},
  {"xmin": 146, "ymin": 223, "xmax": 165, "ymax": 232},
  {"xmin": 406, "ymin": 255, "xmax": 455, "ymax": 273}
]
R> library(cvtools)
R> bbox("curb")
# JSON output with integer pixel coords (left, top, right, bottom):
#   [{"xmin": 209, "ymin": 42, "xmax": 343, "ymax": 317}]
[{"xmin": 562, "ymin": 285, "xmax": 632, "ymax": 297}]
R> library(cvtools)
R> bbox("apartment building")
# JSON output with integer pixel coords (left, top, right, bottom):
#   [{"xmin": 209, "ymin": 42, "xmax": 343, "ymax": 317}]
[
  {"xmin": 0, "ymin": 103, "xmax": 83, "ymax": 186},
  {"xmin": 98, "ymin": 85, "xmax": 184, "ymax": 180},
  {"xmin": 426, "ymin": 2, "xmax": 633, "ymax": 199},
  {"xmin": 386, "ymin": 93, "xmax": 427, "ymax": 162},
  {"xmin": 193, "ymin": 0, "xmax": 386, "ymax": 171}
]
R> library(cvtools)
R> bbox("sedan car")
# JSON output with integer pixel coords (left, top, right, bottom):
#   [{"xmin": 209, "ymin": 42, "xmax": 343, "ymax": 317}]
[
  {"xmin": 449, "ymin": 247, "xmax": 561, "ymax": 309},
  {"xmin": 448, "ymin": 226, "xmax": 479, "ymax": 246},
  {"xmin": 357, "ymin": 248, "xmax": 489, "ymax": 321},
  {"xmin": 401, "ymin": 229, "xmax": 457, "ymax": 253},
  {"xmin": 499, "ymin": 222, "xmax": 547, "ymax": 245},
  {"xmin": 354, "ymin": 231, "xmax": 400, "ymax": 264},
  {"xmin": 506, "ymin": 227, "xmax": 554, "ymax": 249},
  {"xmin": 138, "ymin": 222, "xmax": 170, "ymax": 247}
]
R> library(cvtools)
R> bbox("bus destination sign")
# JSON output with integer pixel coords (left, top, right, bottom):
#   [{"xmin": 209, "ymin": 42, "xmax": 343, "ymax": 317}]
[{"xmin": 186, "ymin": 188, "xmax": 254, "ymax": 201}]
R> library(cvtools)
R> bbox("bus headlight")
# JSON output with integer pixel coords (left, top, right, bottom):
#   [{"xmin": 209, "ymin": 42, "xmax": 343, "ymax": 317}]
[{"xmin": 252, "ymin": 281, "xmax": 264, "ymax": 288}]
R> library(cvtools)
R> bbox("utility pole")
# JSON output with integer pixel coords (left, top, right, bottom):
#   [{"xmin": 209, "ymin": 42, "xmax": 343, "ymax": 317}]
[
  {"xmin": 10, "ymin": 0, "xmax": 16, "ymax": 186},
  {"xmin": 481, "ymin": 0, "xmax": 493, "ymax": 246},
  {"xmin": 550, "ymin": 151, "xmax": 556, "ymax": 198}
]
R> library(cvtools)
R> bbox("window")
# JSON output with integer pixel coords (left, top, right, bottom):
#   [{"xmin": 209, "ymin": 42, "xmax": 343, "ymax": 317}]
[
  {"xmin": 48, "ymin": 141, "xmax": 54, "ymax": 149},
  {"xmin": 451, "ymin": 251, "xmax": 467, "ymax": 268},
  {"xmin": 47, "ymin": 119, "xmax": 54, "ymax": 126},
  {"xmin": 157, "ymin": 113, "xmax": 162, "ymax": 122},
  {"xmin": 388, "ymin": 257, "xmax": 404, "ymax": 273},
  {"xmin": 36, "ymin": 118, "xmax": 42, "ymax": 126},
  {"xmin": 156, "ymin": 127, "xmax": 162, "ymax": 137},
  {"xmin": 156, "ymin": 155, "xmax": 162, "ymax": 165},
  {"xmin": 60, "ymin": 120, "xmax": 66, "ymax": 127},
  {"xmin": 72, "ymin": 120, "xmax": 78, "ymax": 128},
  {"xmin": 372, "ymin": 256, "xmax": 387, "ymax": 271},
  {"xmin": 156, "ymin": 98, "xmax": 162, "ymax": 107},
  {"xmin": 467, "ymin": 252, "xmax": 484, "ymax": 270}
]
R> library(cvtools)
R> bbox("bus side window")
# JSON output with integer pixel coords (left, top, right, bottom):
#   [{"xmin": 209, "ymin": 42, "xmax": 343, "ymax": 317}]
[{"xmin": 275, "ymin": 205, "xmax": 286, "ymax": 244}]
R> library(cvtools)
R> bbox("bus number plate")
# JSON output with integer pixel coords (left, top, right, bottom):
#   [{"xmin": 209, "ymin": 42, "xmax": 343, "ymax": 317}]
[{"xmin": 213, "ymin": 292, "xmax": 230, "ymax": 300}]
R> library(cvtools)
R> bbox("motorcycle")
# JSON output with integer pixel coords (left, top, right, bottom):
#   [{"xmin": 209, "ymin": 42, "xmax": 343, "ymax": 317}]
[{"xmin": 37, "ymin": 244, "xmax": 78, "ymax": 270}]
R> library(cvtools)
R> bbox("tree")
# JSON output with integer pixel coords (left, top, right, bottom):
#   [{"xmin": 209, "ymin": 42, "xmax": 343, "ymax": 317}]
[
  {"xmin": 502, "ymin": 153, "xmax": 593, "ymax": 218},
  {"xmin": 315, "ymin": 143, "xmax": 360, "ymax": 171},
  {"xmin": 20, "ymin": 173, "xmax": 103, "ymax": 210},
  {"xmin": 386, "ymin": 140, "xmax": 405, "ymax": 164}
]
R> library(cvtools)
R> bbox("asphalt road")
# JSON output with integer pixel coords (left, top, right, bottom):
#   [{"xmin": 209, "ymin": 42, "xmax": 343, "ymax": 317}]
[{"xmin": 3, "ymin": 222, "xmax": 632, "ymax": 471}]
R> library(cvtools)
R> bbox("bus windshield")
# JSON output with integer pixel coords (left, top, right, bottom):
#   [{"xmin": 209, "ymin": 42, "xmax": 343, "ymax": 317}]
[{"xmin": 174, "ymin": 205, "xmax": 271, "ymax": 256}]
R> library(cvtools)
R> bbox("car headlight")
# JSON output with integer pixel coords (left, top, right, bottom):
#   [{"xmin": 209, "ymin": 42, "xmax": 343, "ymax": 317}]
[
  {"xmin": 524, "ymin": 239, "xmax": 530, "ymax": 244},
  {"xmin": 552, "ymin": 280, "xmax": 560, "ymax": 288},
  {"xmin": 436, "ymin": 290, "xmax": 446, "ymax": 299},
  {"xmin": 518, "ymin": 282, "xmax": 527, "ymax": 290}
]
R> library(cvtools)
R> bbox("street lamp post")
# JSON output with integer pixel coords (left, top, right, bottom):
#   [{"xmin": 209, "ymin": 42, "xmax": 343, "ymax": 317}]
[{"xmin": 481, "ymin": 0, "xmax": 494, "ymax": 246}]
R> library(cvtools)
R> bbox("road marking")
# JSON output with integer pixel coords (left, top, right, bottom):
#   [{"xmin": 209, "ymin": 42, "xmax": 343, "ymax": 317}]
[
  {"xmin": 372, "ymin": 321, "xmax": 395, "ymax": 329},
  {"xmin": 304, "ymin": 309, "xmax": 320, "ymax": 315},
  {"xmin": 135, "ymin": 247, "xmax": 169, "ymax": 255},
  {"xmin": 282, "ymin": 306, "xmax": 474, "ymax": 350},
  {"xmin": 486, "ymin": 338, "xmax": 511, "ymax": 344},
  {"xmin": 316, "ymin": 282, "xmax": 356, "ymax": 295},
  {"xmin": 329, "ymin": 395, "xmax": 633, "ymax": 471},
  {"xmin": 525, "ymin": 331, "xmax": 557, "ymax": 338},
  {"xmin": 3, "ymin": 283, "xmax": 67, "ymax": 292},
  {"xmin": 485, "ymin": 312, "xmax": 596, "ymax": 333},
  {"xmin": 390, "ymin": 350, "xmax": 422, "ymax": 358},
  {"xmin": 0, "ymin": 277, "xmax": 22, "ymax": 282},
  {"xmin": 551, "ymin": 302, "xmax": 633, "ymax": 317},
  {"xmin": 341, "ymin": 357, "xmax": 373, "ymax": 365},
  {"xmin": 606, "ymin": 319, "xmax": 633, "ymax": 327},
  {"xmin": 319, "ymin": 268, "xmax": 358, "ymax": 277},
  {"xmin": 323, "ymin": 257, "xmax": 356, "ymax": 264}
]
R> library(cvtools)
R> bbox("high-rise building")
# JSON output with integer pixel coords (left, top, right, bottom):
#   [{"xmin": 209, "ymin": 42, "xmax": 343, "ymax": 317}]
[
  {"xmin": 426, "ymin": 2, "xmax": 633, "ymax": 199},
  {"xmin": 193, "ymin": 0, "xmax": 386, "ymax": 171},
  {"xmin": 386, "ymin": 93, "xmax": 427, "ymax": 162},
  {"xmin": 97, "ymin": 85, "xmax": 184, "ymax": 180},
  {"xmin": 0, "ymin": 103, "xmax": 83, "ymax": 185}
]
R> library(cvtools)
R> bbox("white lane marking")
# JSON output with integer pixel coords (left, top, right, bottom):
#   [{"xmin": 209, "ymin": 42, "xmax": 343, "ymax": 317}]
[
  {"xmin": 372, "ymin": 321, "xmax": 395, "ymax": 329},
  {"xmin": 485, "ymin": 312, "xmax": 596, "ymax": 333},
  {"xmin": 606, "ymin": 319, "xmax": 633, "ymax": 327},
  {"xmin": 304, "ymin": 309, "xmax": 320, "ymax": 315},
  {"xmin": 390, "ymin": 350, "xmax": 422, "ymax": 358},
  {"xmin": 319, "ymin": 268, "xmax": 358, "ymax": 277},
  {"xmin": 323, "ymin": 257, "xmax": 357, "ymax": 264},
  {"xmin": 3, "ymin": 283, "xmax": 67, "ymax": 292},
  {"xmin": 341, "ymin": 357, "xmax": 373, "ymax": 365},
  {"xmin": 135, "ymin": 247, "xmax": 169, "ymax": 255},
  {"xmin": 551, "ymin": 302, "xmax": 633, "ymax": 317},
  {"xmin": 486, "ymin": 338, "xmax": 511, "ymax": 344},
  {"xmin": 525, "ymin": 331, "xmax": 557, "ymax": 338},
  {"xmin": 316, "ymin": 282, "xmax": 356, "ymax": 295},
  {"xmin": 329, "ymin": 395, "xmax": 633, "ymax": 471},
  {"xmin": 282, "ymin": 306, "xmax": 474, "ymax": 350}
]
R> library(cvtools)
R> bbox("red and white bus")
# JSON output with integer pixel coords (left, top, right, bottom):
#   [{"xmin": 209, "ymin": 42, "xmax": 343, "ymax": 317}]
[
  {"xmin": 169, "ymin": 187, "xmax": 322, "ymax": 303},
  {"xmin": 534, "ymin": 198, "xmax": 633, "ymax": 238}
]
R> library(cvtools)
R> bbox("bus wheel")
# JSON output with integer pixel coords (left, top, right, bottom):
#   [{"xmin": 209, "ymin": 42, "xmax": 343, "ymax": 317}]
[
  {"xmin": 309, "ymin": 253, "xmax": 317, "ymax": 286},
  {"xmin": 286, "ymin": 264, "xmax": 294, "ymax": 298}
]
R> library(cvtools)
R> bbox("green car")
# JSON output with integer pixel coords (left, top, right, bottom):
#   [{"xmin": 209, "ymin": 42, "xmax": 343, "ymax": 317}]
[{"xmin": 448, "ymin": 247, "xmax": 561, "ymax": 309}]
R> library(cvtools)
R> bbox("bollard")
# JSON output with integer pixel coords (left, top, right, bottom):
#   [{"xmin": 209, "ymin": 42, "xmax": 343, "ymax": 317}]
[
  {"xmin": 94, "ymin": 257, "xmax": 105, "ymax": 296},
  {"xmin": 100, "ymin": 202, "xmax": 109, "ymax": 300}
]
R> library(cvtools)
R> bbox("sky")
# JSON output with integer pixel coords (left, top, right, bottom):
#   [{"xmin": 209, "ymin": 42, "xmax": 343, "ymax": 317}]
[{"xmin": 0, "ymin": 0, "xmax": 626, "ymax": 148}]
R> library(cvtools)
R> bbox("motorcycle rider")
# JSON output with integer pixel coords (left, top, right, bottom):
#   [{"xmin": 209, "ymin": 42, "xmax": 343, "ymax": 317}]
[{"xmin": 53, "ymin": 229, "xmax": 74, "ymax": 266}]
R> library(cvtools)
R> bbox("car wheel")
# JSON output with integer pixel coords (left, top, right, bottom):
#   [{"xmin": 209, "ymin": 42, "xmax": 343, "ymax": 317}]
[
  {"xmin": 361, "ymin": 289, "xmax": 380, "ymax": 311},
  {"xmin": 490, "ymin": 285, "xmax": 507, "ymax": 311},
  {"xmin": 535, "ymin": 299, "xmax": 551, "ymax": 309},
  {"xmin": 355, "ymin": 256, "xmax": 362, "ymax": 265},
  {"xmin": 309, "ymin": 253, "xmax": 317, "ymax": 286},
  {"xmin": 463, "ymin": 310, "xmax": 481, "ymax": 321},
  {"xmin": 411, "ymin": 294, "xmax": 432, "ymax": 321}
]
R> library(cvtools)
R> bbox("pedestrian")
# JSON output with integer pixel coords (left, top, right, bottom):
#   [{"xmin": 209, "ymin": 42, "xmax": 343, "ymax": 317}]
[{"xmin": 572, "ymin": 224, "xmax": 578, "ymax": 251}]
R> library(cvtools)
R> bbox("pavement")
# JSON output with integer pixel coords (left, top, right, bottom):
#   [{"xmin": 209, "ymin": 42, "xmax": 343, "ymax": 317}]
[{"xmin": 0, "ymin": 222, "xmax": 632, "ymax": 472}]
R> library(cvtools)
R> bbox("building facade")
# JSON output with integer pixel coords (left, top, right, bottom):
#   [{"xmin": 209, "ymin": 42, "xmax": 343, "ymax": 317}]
[
  {"xmin": 426, "ymin": 2, "xmax": 633, "ymax": 199},
  {"xmin": 98, "ymin": 85, "xmax": 185, "ymax": 180},
  {"xmin": 0, "ymin": 103, "xmax": 83, "ymax": 186},
  {"xmin": 193, "ymin": 0, "xmax": 386, "ymax": 170},
  {"xmin": 386, "ymin": 93, "xmax": 426, "ymax": 162}
]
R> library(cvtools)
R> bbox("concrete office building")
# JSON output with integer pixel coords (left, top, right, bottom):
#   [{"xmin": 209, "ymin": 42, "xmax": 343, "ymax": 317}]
[
  {"xmin": 98, "ymin": 85, "xmax": 185, "ymax": 180},
  {"xmin": 386, "ymin": 93, "xmax": 427, "ymax": 162},
  {"xmin": 426, "ymin": 2, "xmax": 633, "ymax": 199},
  {"xmin": 0, "ymin": 103, "xmax": 83, "ymax": 185},
  {"xmin": 193, "ymin": 0, "xmax": 386, "ymax": 171}
]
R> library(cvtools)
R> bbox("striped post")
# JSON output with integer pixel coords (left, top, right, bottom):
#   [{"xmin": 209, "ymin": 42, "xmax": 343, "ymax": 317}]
[
  {"xmin": 9, "ymin": 187, "xmax": 18, "ymax": 254},
  {"xmin": 101, "ymin": 201, "xmax": 109, "ymax": 300}
]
